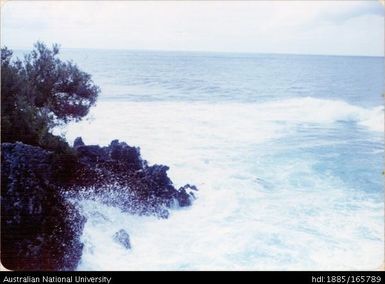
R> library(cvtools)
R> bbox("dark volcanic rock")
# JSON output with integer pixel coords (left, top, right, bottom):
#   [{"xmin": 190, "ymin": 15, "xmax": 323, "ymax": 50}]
[
  {"xmin": 108, "ymin": 140, "xmax": 143, "ymax": 170},
  {"xmin": 1, "ymin": 143, "xmax": 85, "ymax": 271},
  {"xmin": 73, "ymin": 137, "xmax": 85, "ymax": 148},
  {"xmin": 71, "ymin": 138, "xmax": 197, "ymax": 217},
  {"xmin": 76, "ymin": 145, "xmax": 107, "ymax": 164},
  {"xmin": 1, "ymin": 137, "xmax": 197, "ymax": 270},
  {"xmin": 144, "ymin": 164, "xmax": 172, "ymax": 187},
  {"xmin": 113, "ymin": 229, "xmax": 131, "ymax": 249}
]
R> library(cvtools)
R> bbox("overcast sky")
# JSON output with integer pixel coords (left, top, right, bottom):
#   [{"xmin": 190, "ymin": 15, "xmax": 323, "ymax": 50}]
[{"xmin": 1, "ymin": 1, "xmax": 384, "ymax": 56}]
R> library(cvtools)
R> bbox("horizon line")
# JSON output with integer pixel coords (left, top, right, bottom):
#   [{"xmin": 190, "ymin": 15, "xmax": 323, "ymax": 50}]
[{"xmin": 7, "ymin": 45, "xmax": 385, "ymax": 59}]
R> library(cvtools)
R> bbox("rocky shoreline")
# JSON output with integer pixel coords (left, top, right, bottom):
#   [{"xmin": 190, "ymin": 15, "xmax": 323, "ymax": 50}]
[{"xmin": 1, "ymin": 138, "xmax": 197, "ymax": 270}]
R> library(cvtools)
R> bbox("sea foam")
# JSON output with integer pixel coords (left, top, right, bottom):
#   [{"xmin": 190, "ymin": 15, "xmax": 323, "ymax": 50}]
[{"xmin": 60, "ymin": 96, "xmax": 383, "ymax": 271}]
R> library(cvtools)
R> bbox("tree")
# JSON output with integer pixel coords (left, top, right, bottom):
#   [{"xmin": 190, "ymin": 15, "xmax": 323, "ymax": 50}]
[{"xmin": 1, "ymin": 42, "xmax": 100, "ymax": 149}]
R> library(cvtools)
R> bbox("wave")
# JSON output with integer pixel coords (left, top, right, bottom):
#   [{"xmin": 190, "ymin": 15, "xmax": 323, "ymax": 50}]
[
  {"xmin": 63, "ymin": 96, "xmax": 383, "ymax": 149},
  {"xmin": 253, "ymin": 97, "xmax": 383, "ymax": 133},
  {"xmin": 60, "ymin": 96, "xmax": 383, "ymax": 270},
  {"xmin": 61, "ymin": 96, "xmax": 383, "ymax": 187}
]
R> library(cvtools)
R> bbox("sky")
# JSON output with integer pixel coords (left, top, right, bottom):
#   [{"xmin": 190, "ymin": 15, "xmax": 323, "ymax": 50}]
[{"xmin": 1, "ymin": 0, "xmax": 384, "ymax": 56}]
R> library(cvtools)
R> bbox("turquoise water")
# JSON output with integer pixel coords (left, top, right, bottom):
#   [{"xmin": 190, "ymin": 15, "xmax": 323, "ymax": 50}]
[{"xmin": 50, "ymin": 49, "xmax": 383, "ymax": 270}]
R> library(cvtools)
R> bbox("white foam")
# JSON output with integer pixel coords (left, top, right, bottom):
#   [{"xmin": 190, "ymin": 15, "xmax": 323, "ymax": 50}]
[
  {"xmin": 62, "ymin": 97, "xmax": 383, "ymax": 146},
  {"xmin": 59, "ymin": 97, "xmax": 383, "ymax": 270},
  {"xmin": 358, "ymin": 105, "xmax": 384, "ymax": 132},
  {"xmin": 248, "ymin": 97, "xmax": 383, "ymax": 132}
]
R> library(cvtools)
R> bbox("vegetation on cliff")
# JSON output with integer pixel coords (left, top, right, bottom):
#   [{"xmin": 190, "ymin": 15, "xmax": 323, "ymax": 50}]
[
  {"xmin": 1, "ymin": 42, "xmax": 99, "ymax": 151},
  {"xmin": 1, "ymin": 43, "xmax": 197, "ymax": 270}
]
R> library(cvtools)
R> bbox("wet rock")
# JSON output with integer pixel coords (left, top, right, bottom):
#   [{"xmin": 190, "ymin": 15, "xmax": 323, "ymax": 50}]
[
  {"xmin": 76, "ymin": 145, "xmax": 107, "ymax": 164},
  {"xmin": 73, "ymin": 137, "xmax": 85, "ymax": 148},
  {"xmin": 175, "ymin": 188, "xmax": 193, "ymax": 207},
  {"xmin": 1, "ymin": 142, "xmax": 85, "ymax": 271},
  {"xmin": 113, "ymin": 229, "xmax": 131, "ymax": 249},
  {"xmin": 72, "ymin": 137, "xmax": 198, "ymax": 218},
  {"xmin": 144, "ymin": 165, "xmax": 172, "ymax": 187},
  {"xmin": 108, "ymin": 140, "xmax": 143, "ymax": 170},
  {"xmin": 1, "ymin": 137, "xmax": 197, "ymax": 269},
  {"xmin": 180, "ymin": 184, "xmax": 198, "ymax": 191},
  {"xmin": 175, "ymin": 184, "xmax": 198, "ymax": 207}
]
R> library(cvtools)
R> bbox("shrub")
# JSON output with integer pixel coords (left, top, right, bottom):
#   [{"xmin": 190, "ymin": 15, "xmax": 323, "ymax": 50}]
[{"xmin": 1, "ymin": 42, "xmax": 100, "ymax": 152}]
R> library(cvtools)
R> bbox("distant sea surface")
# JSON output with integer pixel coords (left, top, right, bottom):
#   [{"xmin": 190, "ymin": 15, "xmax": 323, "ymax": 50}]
[{"xmin": 18, "ymin": 49, "xmax": 384, "ymax": 270}]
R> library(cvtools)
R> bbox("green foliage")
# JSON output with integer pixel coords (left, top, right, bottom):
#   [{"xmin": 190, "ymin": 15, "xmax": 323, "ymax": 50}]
[{"xmin": 1, "ymin": 42, "xmax": 100, "ymax": 152}]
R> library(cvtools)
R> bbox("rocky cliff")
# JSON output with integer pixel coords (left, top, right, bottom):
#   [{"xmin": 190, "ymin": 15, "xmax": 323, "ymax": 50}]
[{"xmin": 1, "ymin": 139, "xmax": 197, "ymax": 270}]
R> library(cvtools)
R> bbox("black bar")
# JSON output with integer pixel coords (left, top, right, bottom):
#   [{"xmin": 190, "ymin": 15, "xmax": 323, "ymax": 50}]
[{"xmin": 0, "ymin": 271, "xmax": 384, "ymax": 284}]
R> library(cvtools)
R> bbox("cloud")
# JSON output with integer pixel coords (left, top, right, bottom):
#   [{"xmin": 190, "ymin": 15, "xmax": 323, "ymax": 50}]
[
  {"xmin": 313, "ymin": 1, "xmax": 384, "ymax": 24},
  {"xmin": 1, "ymin": 0, "xmax": 383, "ymax": 56}
]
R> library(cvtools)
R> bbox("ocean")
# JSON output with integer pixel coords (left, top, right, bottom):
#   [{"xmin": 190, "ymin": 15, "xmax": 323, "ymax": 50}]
[{"xmin": 49, "ymin": 49, "xmax": 383, "ymax": 270}]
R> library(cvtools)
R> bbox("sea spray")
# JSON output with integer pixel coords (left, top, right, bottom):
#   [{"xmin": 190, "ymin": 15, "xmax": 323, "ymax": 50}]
[
  {"xmin": 71, "ymin": 98, "xmax": 383, "ymax": 270},
  {"xmin": 60, "ymin": 51, "xmax": 383, "ymax": 270}
]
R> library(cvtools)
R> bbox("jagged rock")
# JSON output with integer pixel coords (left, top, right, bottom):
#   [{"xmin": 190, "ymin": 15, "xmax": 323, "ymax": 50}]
[
  {"xmin": 108, "ymin": 140, "xmax": 143, "ymax": 170},
  {"xmin": 1, "ymin": 137, "xmax": 198, "ymax": 270},
  {"xmin": 175, "ymin": 188, "xmax": 193, "ymax": 207},
  {"xmin": 144, "ymin": 165, "xmax": 172, "ymax": 187},
  {"xmin": 113, "ymin": 229, "xmax": 131, "ymax": 249},
  {"xmin": 180, "ymin": 184, "xmax": 198, "ymax": 191},
  {"xmin": 72, "ymin": 137, "xmax": 198, "ymax": 217},
  {"xmin": 76, "ymin": 144, "xmax": 107, "ymax": 164},
  {"xmin": 1, "ymin": 142, "xmax": 85, "ymax": 271},
  {"xmin": 73, "ymin": 137, "xmax": 85, "ymax": 148}
]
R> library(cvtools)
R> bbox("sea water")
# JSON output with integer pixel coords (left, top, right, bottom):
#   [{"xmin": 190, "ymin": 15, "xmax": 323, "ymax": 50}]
[{"xmin": 54, "ymin": 50, "xmax": 383, "ymax": 270}]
